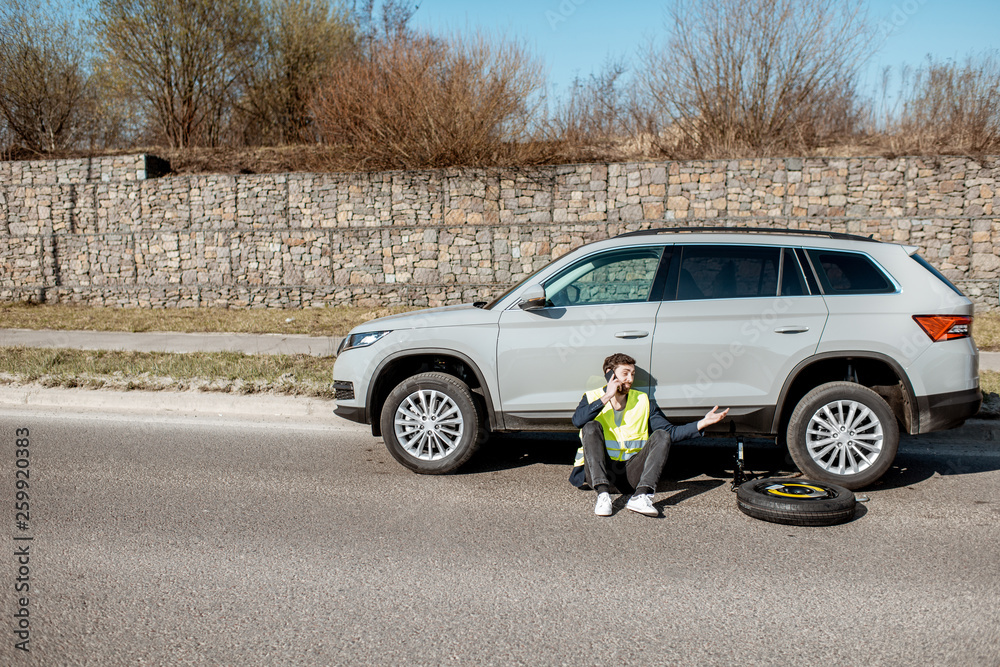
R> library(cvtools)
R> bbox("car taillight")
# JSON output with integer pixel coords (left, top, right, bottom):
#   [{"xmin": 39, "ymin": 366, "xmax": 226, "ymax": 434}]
[{"xmin": 912, "ymin": 315, "xmax": 972, "ymax": 342}]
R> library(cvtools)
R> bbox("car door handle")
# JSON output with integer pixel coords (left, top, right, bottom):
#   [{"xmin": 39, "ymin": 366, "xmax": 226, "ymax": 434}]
[
  {"xmin": 774, "ymin": 326, "xmax": 809, "ymax": 334},
  {"xmin": 615, "ymin": 331, "xmax": 649, "ymax": 339}
]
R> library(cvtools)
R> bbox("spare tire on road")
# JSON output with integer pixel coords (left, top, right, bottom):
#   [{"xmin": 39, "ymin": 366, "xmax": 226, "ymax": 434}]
[{"xmin": 737, "ymin": 478, "xmax": 857, "ymax": 526}]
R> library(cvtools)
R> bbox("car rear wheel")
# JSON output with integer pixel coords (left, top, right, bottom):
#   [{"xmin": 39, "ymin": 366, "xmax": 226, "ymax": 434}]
[
  {"xmin": 786, "ymin": 381, "xmax": 899, "ymax": 490},
  {"xmin": 380, "ymin": 372, "xmax": 481, "ymax": 474}
]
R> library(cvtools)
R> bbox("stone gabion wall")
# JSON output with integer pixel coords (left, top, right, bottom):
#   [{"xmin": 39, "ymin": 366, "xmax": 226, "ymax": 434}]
[{"xmin": 0, "ymin": 154, "xmax": 998, "ymax": 310}]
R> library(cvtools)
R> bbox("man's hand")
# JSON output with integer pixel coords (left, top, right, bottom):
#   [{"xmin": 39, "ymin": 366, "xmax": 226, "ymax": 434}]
[
  {"xmin": 602, "ymin": 375, "xmax": 622, "ymax": 403},
  {"xmin": 696, "ymin": 406, "xmax": 729, "ymax": 431}
]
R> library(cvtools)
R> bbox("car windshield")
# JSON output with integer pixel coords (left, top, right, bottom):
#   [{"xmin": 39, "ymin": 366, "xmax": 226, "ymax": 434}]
[
  {"xmin": 482, "ymin": 254, "xmax": 568, "ymax": 310},
  {"xmin": 482, "ymin": 275, "xmax": 534, "ymax": 310}
]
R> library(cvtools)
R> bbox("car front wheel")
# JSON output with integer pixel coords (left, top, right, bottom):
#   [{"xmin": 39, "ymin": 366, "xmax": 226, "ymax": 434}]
[
  {"xmin": 786, "ymin": 381, "xmax": 899, "ymax": 490},
  {"xmin": 380, "ymin": 372, "xmax": 482, "ymax": 474}
]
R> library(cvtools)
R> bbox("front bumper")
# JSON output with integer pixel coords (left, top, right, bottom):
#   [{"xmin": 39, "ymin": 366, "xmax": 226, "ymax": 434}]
[
  {"xmin": 332, "ymin": 348, "xmax": 376, "ymax": 426},
  {"xmin": 916, "ymin": 387, "xmax": 983, "ymax": 433},
  {"xmin": 333, "ymin": 403, "xmax": 367, "ymax": 425}
]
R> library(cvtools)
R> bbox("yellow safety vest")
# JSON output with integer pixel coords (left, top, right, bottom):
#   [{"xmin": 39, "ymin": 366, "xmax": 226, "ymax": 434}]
[{"xmin": 573, "ymin": 387, "xmax": 651, "ymax": 467}]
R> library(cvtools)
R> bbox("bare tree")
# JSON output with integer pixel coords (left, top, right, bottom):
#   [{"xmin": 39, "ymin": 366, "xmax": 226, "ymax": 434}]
[
  {"xmin": 353, "ymin": 0, "xmax": 418, "ymax": 52},
  {"xmin": 238, "ymin": 0, "xmax": 356, "ymax": 145},
  {"xmin": 0, "ymin": 0, "xmax": 98, "ymax": 153},
  {"xmin": 549, "ymin": 60, "xmax": 631, "ymax": 145},
  {"xmin": 83, "ymin": 55, "xmax": 149, "ymax": 149},
  {"xmin": 641, "ymin": 0, "xmax": 875, "ymax": 156},
  {"xmin": 94, "ymin": 0, "xmax": 265, "ymax": 148}
]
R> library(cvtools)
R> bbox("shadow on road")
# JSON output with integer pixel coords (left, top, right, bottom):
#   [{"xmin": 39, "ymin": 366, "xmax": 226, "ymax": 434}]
[
  {"xmin": 464, "ymin": 432, "xmax": 580, "ymax": 473},
  {"xmin": 865, "ymin": 451, "xmax": 1000, "ymax": 491},
  {"xmin": 462, "ymin": 431, "xmax": 1000, "ymax": 494},
  {"xmin": 464, "ymin": 433, "xmax": 794, "ymax": 482},
  {"xmin": 654, "ymin": 479, "xmax": 727, "ymax": 506}
]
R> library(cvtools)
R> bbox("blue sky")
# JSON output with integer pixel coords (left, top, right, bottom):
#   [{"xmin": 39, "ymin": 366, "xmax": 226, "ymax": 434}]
[{"xmin": 409, "ymin": 0, "xmax": 1000, "ymax": 99}]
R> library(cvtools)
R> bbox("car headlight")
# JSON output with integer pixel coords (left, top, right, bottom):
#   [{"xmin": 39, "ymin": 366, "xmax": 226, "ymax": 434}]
[{"xmin": 337, "ymin": 331, "xmax": 391, "ymax": 355}]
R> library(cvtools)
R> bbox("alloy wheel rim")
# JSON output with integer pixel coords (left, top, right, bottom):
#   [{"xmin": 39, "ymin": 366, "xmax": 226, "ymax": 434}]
[
  {"xmin": 805, "ymin": 399, "xmax": 884, "ymax": 475},
  {"xmin": 394, "ymin": 389, "xmax": 465, "ymax": 461},
  {"xmin": 758, "ymin": 481, "xmax": 836, "ymax": 500}
]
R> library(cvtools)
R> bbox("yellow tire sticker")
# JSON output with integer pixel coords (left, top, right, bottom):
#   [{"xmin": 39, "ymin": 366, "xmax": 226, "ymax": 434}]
[{"xmin": 763, "ymin": 483, "xmax": 829, "ymax": 499}]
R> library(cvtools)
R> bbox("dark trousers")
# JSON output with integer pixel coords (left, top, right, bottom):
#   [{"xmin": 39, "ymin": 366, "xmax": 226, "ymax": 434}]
[{"xmin": 581, "ymin": 421, "xmax": 672, "ymax": 494}]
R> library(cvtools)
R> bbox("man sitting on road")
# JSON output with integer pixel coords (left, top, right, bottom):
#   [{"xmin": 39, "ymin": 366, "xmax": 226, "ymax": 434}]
[{"xmin": 571, "ymin": 352, "xmax": 729, "ymax": 517}]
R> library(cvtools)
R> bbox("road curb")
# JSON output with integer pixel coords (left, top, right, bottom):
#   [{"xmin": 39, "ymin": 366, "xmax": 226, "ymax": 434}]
[{"xmin": 0, "ymin": 384, "xmax": 342, "ymax": 421}]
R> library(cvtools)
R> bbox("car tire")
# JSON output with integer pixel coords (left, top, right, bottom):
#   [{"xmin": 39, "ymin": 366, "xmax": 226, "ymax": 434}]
[
  {"xmin": 786, "ymin": 381, "xmax": 899, "ymax": 490},
  {"xmin": 380, "ymin": 372, "xmax": 482, "ymax": 475},
  {"xmin": 736, "ymin": 478, "xmax": 856, "ymax": 526}
]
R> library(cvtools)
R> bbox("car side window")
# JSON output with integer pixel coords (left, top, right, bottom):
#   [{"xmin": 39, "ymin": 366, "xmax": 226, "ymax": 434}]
[
  {"xmin": 675, "ymin": 245, "xmax": 779, "ymax": 300},
  {"xmin": 544, "ymin": 247, "xmax": 664, "ymax": 306},
  {"xmin": 806, "ymin": 250, "xmax": 894, "ymax": 294}
]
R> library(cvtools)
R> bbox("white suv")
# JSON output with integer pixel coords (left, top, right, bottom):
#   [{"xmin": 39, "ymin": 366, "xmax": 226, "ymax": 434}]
[{"xmin": 332, "ymin": 228, "xmax": 982, "ymax": 489}]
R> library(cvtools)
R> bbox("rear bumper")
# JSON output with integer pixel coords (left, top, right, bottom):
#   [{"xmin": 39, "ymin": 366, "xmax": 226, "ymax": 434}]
[{"xmin": 916, "ymin": 387, "xmax": 983, "ymax": 433}]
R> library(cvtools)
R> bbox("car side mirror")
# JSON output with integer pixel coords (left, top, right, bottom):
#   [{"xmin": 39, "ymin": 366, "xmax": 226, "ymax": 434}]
[{"xmin": 518, "ymin": 284, "xmax": 548, "ymax": 310}]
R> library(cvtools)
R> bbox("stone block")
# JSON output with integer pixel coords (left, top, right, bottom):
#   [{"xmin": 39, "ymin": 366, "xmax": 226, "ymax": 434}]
[{"xmin": 972, "ymin": 252, "xmax": 1000, "ymax": 274}]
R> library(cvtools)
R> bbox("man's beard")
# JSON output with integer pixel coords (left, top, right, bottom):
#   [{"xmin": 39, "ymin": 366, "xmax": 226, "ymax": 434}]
[{"xmin": 617, "ymin": 383, "xmax": 630, "ymax": 395}]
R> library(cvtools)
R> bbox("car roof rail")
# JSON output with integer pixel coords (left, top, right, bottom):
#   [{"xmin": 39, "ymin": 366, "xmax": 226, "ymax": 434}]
[{"xmin": 615, "ymin": 226, "xmax": 879, "ymax": 243}]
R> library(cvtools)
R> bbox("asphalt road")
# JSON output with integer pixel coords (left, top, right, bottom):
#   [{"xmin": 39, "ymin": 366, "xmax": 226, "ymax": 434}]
[{"xmin": 1, "ymin": 406, "xmax": 998, "ymax": 666}]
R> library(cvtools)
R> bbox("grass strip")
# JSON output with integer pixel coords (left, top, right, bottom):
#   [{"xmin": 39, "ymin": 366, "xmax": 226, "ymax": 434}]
[
  {"xmin": 974, "ymin": 311, "xmax": 1000, "ymax": 351},
  {"xmin": 0, "ymin": 347, "xmax": 337, "ymax": 398},
  {"xmin": 0, "ymin": 303, "xmax": 412, "ymax": 336}
]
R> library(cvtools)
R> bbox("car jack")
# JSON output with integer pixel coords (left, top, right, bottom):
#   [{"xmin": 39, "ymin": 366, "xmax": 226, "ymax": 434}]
[{"xmin": 731, "ymin": 436, "xmax": 751, "ymax": 491}]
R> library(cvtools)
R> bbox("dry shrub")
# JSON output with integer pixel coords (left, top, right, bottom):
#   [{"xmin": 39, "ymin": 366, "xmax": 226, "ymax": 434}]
[
  {"xmin": 311, "ymin": 31, "xmax": 545, "ymax": 170},
  {"xmin": 548, "ymin": 61, "xmax": 630, "ymax": 146},
  {"xmin": 889, "ymin": 53, "xmax": 1000, "ymax": 154},
  {"xmin": 544, "ymin": 60, "xmax": 660, "ymax": 163}
]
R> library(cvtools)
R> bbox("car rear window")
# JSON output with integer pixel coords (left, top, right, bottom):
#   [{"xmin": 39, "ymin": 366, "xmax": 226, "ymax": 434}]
[
  {"xmin": 911, "ymin": 253, "xmax": 966, "ymax": 296},
  {"xmin": 806, "ymin": 250, "xmax": 895, "ymax": 295}
]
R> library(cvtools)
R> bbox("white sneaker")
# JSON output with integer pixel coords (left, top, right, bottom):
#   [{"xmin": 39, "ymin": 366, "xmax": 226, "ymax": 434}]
[
  {"xmin": 594, "ymin": 492, "xmax": 613, "ymax": 516},
  {"xmin": 626, "ymin": 493, "xmax": 658, "ymax": 516}
]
